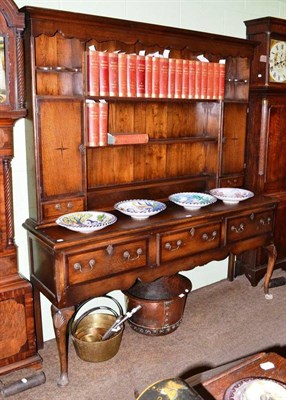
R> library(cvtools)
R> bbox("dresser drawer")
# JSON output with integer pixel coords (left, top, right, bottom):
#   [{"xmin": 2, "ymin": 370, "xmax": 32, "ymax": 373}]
[
  {"xmin": 42, "ymin": 197, "xmax": 85, "ymax": 220},
  {"xmin": 67, "ymin": 238, "xmax": 147, "ymax": 285},
  {"xmin": 226, "ymin": 209, "xmax": 274, "ymax": 243},
  {"xmin": 159, "ymin": 222, "xmax": 221, "ymax": 263}
]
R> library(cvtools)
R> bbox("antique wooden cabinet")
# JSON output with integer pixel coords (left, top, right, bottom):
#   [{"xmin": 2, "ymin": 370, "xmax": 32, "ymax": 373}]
[
  {"xmin": 20, "ymin": 7, "xmax": 279, "ymax": 386},
  {"xmin": 0, "ymin": 0, "xmax": 41, "ymax": 374},
  {"xmin": 238, "ymin": 17, "xmax": 286, "ymax": 284}
]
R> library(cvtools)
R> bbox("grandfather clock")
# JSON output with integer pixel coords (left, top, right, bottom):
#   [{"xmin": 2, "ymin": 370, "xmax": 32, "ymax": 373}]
[
  {"xmin": 237, "ymin": 17, "xmax": 286, "ymax": 285},
  {"xmin": 0, "ymin": 0, "xmax": 41, "ymax": 373}
]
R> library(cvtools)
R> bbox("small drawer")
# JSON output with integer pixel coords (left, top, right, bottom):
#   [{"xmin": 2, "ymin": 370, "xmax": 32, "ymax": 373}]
[
  {"xmin": 160, "ymin": 222, "xmax": 221, "ymax": 263},
  {"xmin": 219, "ymin": 176, "xmax": 244, "ymax": 188},
  {"xmin": 42, "ymin": 198, "xmax": 85, "ymax": 220},
  {"xmin": 226, "ymin": 210, "xmax": 274, "ymax": 243},
  {"xmin": 67, "ymin": 238, "xmax": 147, "ymax": 285}
]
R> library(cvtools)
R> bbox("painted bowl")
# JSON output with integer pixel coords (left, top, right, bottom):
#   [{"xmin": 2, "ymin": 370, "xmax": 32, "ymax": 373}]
[
  {"xmin": 56, "ymin": 211, "xmax": 117, "ymax": 233},
  {"xmin": 209, "ymin": 188, "xmax": 254, "ymax": 204},
  {"xmin": 169, "ymin": 192, "xmax": 217, "ymax": 210},
  {"xmin": 114, "ymin": 199, "xmax": 166, "ymax": 220}
]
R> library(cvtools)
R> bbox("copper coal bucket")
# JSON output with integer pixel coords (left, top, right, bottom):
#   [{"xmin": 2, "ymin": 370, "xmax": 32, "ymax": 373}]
[
  {"xmin": 71, "ymin": 296, "xmax": 124, "ymax": 362},
  {"xmin": 124, "ymin": 274, "xmax": 192, "ymax": 336}
]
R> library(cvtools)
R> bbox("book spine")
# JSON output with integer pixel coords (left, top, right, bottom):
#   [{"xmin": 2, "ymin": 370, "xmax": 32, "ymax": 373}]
[
  {"xmin": 98, "ymin": 51, "xmax": 109, "ymax": 97},
  {"xmin": 206, "ymin": 62, "xmax": 214, "ymax": 100},
  {"xmin": 174, "ymin": 58, "xmax": 183, "ymax": 99},
  {"xmin": 86, "ymin": 101, "xmax": 99, "ymax": 146},
  {"xmin": 194, "ymin": 60, "xmax": 202, "ymax": 99},
  {"xmin": 108, "ymin": 52, "xmax": 119, "ymax": 97},
  {"xmin": 218, "ymin": 63, "xmax": 226, "ymax": 99},
  {"xmin": 213, "ymin": 62, "xmax": 220, "ymax": 99},
  {"xmin": 108, "ymin": 133, "xmax": 149, "ymax": 145},
  {"xmin": 151, "ymin": 57, "xmax": 159, "ymax": 98},
  {"xmin": 181, "ymin": 59, "xmax": 189, "ymax": 99},
  {"xmin": 145, "ymin": 56, "xmax": 152, "ymax": 98},
  {"xmin": 168, "ymin": 58, "xmax": 176, "ymax": 98},
  {"xmin": 126, "ymin": 54, "xmax": 136, "ymax": 97},
  {"xmin": 99, "ymin": 101, "xmax": 108, "ymax": 146},
  {"xmin": 200, "ymin": 62, "xmax": 208, "ymax": 99},
  {"xmin": 86, "ymin": 50, "xmax": 99, "ymax": 96},
  {"xmin": 188, "ymin": 60, "xmax": 196, "ymax": 99},
  {"xmin": 159, "ymin": 57, "xmax": 169, "ymax": 98},
  {"xmin": 118, "ymin": 53, "xmax": 127, "ymax": 97},
  {"xmin": 136, "ymin": 55, "xmax": 145, "ymax": 97}
]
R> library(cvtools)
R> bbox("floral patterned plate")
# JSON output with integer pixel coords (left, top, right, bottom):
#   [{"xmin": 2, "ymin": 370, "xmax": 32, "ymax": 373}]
[
  {"xmin": 56, "ymin": 211, "xmax": 117, "ymax": 233},
  {"xmin": 168, "ymin": 192, "xmax": 217, "ymax": 210},
  {"xmin": 209, "ymin": 188, "xmax": 254, "ymax": 204},
  {"xmin": 114, "ymin": 199, "xmax": 166, "ymax": 220},
  {"xmin": 223, "ymin": 377, "xmax": 286, "ymax": 400}
]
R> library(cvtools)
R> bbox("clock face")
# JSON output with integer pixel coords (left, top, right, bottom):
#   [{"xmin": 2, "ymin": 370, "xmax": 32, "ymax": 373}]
[{"xmin": 269, "ymin": 40, "xmax": 286, "ymax": 83}]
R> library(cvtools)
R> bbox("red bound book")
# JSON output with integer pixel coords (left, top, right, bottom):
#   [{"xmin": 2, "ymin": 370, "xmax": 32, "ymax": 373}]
[
  {"xmin": 145, "ymin": 56, "xmax": 152, "ymax": 98},
  {"xmin": 108, "ymin": 52, "xmax": 119, "ymax": 96},
  {"xmin": 188, "ymin": 60, "xmax": 196, "ymax": 99},
  {"xmin": 118, "ymin": 53, "xmax": 127, "ymax": 97},
  {"xmin": 182, "ymin": 59, "xmax": 189, "ymax": 99},
  {"xmin": 213, "ymin": 62, "xmax": 220, "ymax": 99},
  {"xmin": 98, "ymin": 51, "xmax": 109, "ymax": 97},
  {"xmin": 194, "ymin": 60, "xmax": 202, "ymax": 99},
  {"xmin": 151, "ymin": 57, "xmax": 159, "ymax": 98},
  {"xmin": 86, "ymin": 50, "xmax": 99, "ymax": 96},
  {"xmin": 107, "ymin": 132, "xmax": 149, "ymax": 145},
  {"xmin": 99, "ymin": 101, "xmax": 108, "ymax": 146},
  {"xmin": 136, "ymin": 55, "xmax": 145, "ymax": 97},
  {"xmin": 218, "ymin": 63, "xmax": 226, "ymax": 99},
  {"xmin": 174, "ymin": 58, "xmax": 183, "ymax": 99},
  {"xmin": 207, "ymin": 62, "xmax": 214, "ymax": 99},
  {"xmin": 86, "ymin": 101, "xmax": 99, "ymax": 146},
  {"xmin": 200, "ymin": 62, "xmax": 208, "ymax": 99},
  {"xmin": 168, "ymin": 58, "xmax": 176, "ymax": 98},
  {"xmin": 159, "ymin": 57, "xmax": 169, "ymax": 98},
  {"xmin": 127, "ymin": 54, "xmax": 136, "ymax": 97}
]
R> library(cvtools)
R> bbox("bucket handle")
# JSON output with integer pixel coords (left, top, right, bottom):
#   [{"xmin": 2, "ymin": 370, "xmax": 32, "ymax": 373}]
[{"xmin": 71, "ymin": 305, "xmax": 120, "ymax": 335}]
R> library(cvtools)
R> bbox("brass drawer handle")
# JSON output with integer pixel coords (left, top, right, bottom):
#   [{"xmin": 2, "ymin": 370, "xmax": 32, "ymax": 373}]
[
  {"xmin": 189, "ymin": 228, "xmax": 195, "ymax": 237},
  {"xmin": 165, "ymin": 240, "xmax": 183, "ymax": 251},
  {"xmin": 231, "ymin": 223, "xmax": 245, "ymax": 233},
  {"xmin": 67, "ymin": 202, "xmax": 74, "ymax": 209},
  {"xmin": 123, "ymin": 248, "xmax": 143, "ymax": 261},
  {"xmin": 55, "ymin": 203, "xmax": 62, "ymax": 210},
  {"xmin": 202, "ymin": 231, "xmax": 217, "ymax": 242},
  {"xmin": 73, "ymin": 259, "xmax": 95, "ymax": 273},
  {"xmin": 259, "ymin": 217, "xmax": 272, "ymax": 225}
]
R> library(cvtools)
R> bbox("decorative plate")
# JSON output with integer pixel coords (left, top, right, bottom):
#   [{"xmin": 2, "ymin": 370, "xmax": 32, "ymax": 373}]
[
  {"xmin": 114, "ymin": 199, "xmax": 166, "ymax": 220},
  {"xmin": 209, "ymin": 188, "xmax": 254, "ymax": 204},
  {"xmin": 223, "ymin": 377, "xmax": 286, "ymax": 400},
  {"xmin": 56, "ymin": 211, "xmax": 117, "ymax": 233},
  {"xmin": 168, "ymin": 192, "xmax": 217, "ymax": 210}
]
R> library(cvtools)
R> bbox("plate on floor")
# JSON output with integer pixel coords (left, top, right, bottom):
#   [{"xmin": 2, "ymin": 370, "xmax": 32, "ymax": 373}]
[{"xmin": 223, "ymin": 377, "xmax": 286, "ymax": 400}]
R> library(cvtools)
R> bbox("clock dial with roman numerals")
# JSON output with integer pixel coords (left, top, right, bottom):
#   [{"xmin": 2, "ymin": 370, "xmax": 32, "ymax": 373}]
[{"xmin": 269, "ymin": 39, "xmax": 286, "ymax": 83}]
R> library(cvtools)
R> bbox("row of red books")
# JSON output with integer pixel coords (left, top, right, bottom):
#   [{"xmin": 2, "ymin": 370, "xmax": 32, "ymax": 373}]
[
  {"xmin": 84, "ymin": 49, "xmax": 225, "ymax": 100},
  {"xmin": 86, "ymin": 100, "xmax": 149, "ymax": 146}
]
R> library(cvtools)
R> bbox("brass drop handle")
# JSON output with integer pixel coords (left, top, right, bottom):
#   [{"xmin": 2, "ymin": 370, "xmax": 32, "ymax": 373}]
[
  {"xmin": 67, "ymin": 202, "xmax": 73, "ymax": 209},
  {"xmin": 202, "ymin": 231, "xmax": 217, "ymax": 242},
  {"xmin": 231, "ymin": 223, "xmax": 245, "ymax": 233},
  {"xmin": 165, "ymin": 240, "xmax": 183, "ymax": 251},
  {"xmin": 73, "ymin": 259, "xmax": 95, "ymax": 273},
  {"xmin": 123, "ymin": 248, "xmax": 143, "ymax": 261},
  {"xmin": 55, "ymin": 203, "xmax": 62, "ymax": 210},
  {"xmin": 259, "ymin": 217, "xmax": 272, "ymax": 225}
]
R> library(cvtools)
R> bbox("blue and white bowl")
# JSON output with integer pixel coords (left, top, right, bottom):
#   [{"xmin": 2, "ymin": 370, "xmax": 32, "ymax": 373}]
[
  {"xmin": 209, "ymin": 188, "xmax": 254, "ymax": 204},
  {"xmin": 114, "ymin": 199, "xmax": 166, "ymax": 220},
  {"xmin": 56, "ymin": 211, "xmax": 117, "ymax": 233},
  {"xmin": 169, "ymin": 192, "xmax": 217, "ymax": 210}
]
